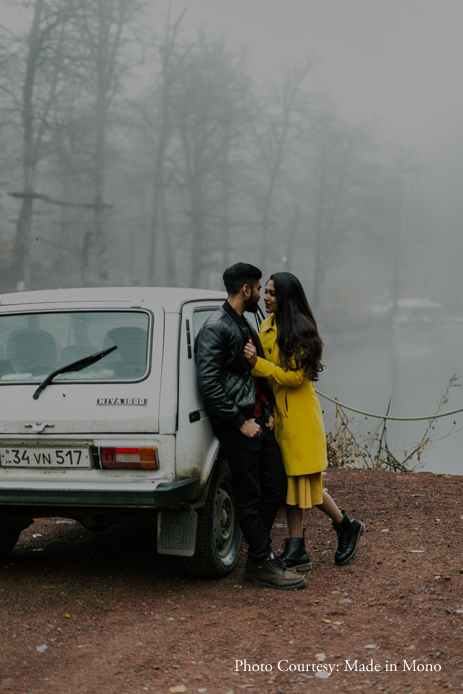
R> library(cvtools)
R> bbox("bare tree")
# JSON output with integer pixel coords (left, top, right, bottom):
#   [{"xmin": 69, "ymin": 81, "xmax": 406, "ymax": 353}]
[
  {"xmin": 141, "ymin": 3, "xmax": 192, "ymax": 286},
  {"xmin": 1, "ymin": 0, "xmax": 74, "ymax": 289},
  {"xmin": 71, "ymin": 0, "xmax": 144, "ymax": 284},
  {"xmin": 301, "ymin": 104, "xmax": 388, "ymax": 310},
  {"xmin": 168, "ymin": 32, "xmax": 250, "ymax": 286},
  {"xmin": 247, "ymin": 61, "xmax": 315, "ymax": 277}
]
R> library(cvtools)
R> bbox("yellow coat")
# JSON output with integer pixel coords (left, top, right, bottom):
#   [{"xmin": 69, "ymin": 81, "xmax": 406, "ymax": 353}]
[{"xmin": 252, "ymin": 314, "xmax": 328, "ymax": 477}]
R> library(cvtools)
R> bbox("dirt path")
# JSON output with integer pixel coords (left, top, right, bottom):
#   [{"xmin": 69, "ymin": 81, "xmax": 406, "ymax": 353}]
[{"xmin": 0, "ymin": 468, "xmax": 462, "ymax": 694}]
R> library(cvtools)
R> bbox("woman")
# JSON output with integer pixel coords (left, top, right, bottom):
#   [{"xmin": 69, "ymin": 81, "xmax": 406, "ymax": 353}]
[{"xmin": 244, "ymin": 272, "xmax": 364, "ymax": 571}]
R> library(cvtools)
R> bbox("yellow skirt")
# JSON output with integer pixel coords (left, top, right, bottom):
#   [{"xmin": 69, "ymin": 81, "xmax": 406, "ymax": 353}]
[{"xmin": 286, "ymin": 472, "xmax": 324, "ymax": 509}]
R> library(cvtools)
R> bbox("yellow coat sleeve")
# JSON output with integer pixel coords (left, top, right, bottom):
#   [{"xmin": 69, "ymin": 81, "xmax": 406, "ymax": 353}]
[{"xmin": 251, "ymin": 356, "xmax": 305, "ymax": 387}]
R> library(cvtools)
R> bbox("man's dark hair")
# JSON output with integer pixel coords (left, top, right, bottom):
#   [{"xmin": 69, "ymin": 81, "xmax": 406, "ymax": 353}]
[{"xmin": 222, "ymin": 262, "xmax": 262, "ymax": 296}]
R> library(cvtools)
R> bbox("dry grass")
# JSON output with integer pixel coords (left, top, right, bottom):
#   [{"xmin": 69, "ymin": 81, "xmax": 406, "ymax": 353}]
[{"xmin": 326, "ymin": 375, "xmax": 461, "ymax": 473}]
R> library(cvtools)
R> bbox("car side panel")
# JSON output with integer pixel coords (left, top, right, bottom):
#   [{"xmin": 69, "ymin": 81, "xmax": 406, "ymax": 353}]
[
  {"xmin": 158, "ymin": 312, "xmax": 179, "ymax": 435},
  {"xmin": 175, "ymin": 302, "xmax": 222, "ymax": 487}
]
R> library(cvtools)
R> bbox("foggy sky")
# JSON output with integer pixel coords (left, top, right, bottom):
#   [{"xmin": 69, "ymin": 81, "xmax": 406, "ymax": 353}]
[
  {"xmin": 190, "ymin": 0, "xmax": 463, "ymax": 161},
  {"xmin": 4, "ymin": 0, "xmax": 462, "ymax": 161}
]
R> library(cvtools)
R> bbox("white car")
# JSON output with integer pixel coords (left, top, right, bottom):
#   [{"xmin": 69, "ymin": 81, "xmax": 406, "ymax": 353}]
[{"xmin": 0, "ymin": 286, "xmax": 261, "ymax": 577}]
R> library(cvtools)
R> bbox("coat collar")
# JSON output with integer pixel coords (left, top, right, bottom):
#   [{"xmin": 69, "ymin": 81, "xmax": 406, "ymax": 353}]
[
  {"xmin": 222, "ymin": 300, "xmax": 248, "ymax": 328},
  {"xmin": 260, "ymin": 313, "xmax": 277, "ymax": 333},
  {"xmin": 222, "ymin": 301, "xmax": 259, "ymax": 340},
  {"xmin": 222, "ymin": 300, "xmax": 264, "ymax": 357}
]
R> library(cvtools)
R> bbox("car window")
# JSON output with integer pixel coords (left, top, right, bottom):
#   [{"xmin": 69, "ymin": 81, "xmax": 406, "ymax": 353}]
[
  {"xmin": 192, "ymin": 306, "xmax": 262, "ymax": 338},
  {"xmin": 192, "ymin": 308, "xmax": 218, "ymax": 337},
  {"xmin": 0, "ymin": 310, "xmax": 150, "ymax": 383}
]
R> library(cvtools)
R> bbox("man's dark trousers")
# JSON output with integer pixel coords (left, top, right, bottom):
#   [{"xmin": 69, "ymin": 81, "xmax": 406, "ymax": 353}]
[{"xmin": 212, "ymin": 415, "xmax": 287, "ymax": 562}]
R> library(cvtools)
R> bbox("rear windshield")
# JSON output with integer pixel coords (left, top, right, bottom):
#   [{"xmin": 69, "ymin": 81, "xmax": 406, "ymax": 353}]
[{"xmin": 0, "ymin": 311, "xmax": 150, "ymax": 383}]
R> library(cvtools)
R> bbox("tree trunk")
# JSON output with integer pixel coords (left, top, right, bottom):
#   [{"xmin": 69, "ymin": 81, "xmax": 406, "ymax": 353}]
[
  {"xmin": 10, "ymin": 0, "xmax": 45, "ymax": 289},
  {"xmin": 189, "ymin": 178, "xmax": 204, "ymax": 287},
  {"xmin": 259, "ymin": 153, "xmax": 283, "ymax": 279},
  {"xmin": 91, "ymin": 4, "xmax": 109, "ymax": 284},
  {"xmin": 220, "ymin": 124, "xmax": 232, "ymax": 269},
  {"xmin": 311, "ymin": 131, "xmax": 328, "ymax": 312},
  {"xmin": 160, "ymin": 188, "xmax": 178, "ymax": 286},
  {"xmin": 284, "ymin": 203, "xmax": 300, "ymax": 273},
  {"xmin": 148, "ymin": 109, "xmax": 169, "ymax": 285}
]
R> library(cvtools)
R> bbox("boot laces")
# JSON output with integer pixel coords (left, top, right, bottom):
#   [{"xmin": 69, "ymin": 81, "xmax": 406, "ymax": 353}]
[{"xmin": 266, "ymin": 554, "xmax": 286, "ymax": 575}]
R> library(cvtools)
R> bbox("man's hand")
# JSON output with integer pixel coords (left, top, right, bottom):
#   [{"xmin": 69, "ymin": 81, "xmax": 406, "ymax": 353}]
[
  {"xmin": 244, "ymin": 341, "xmax": 258, "ymax": 367},
  {"xmin": 265, "ymin": 415, "xmax": 275, "ymax": 431},
  {"xmin": 239, "ymin": 418, "xmax": 262, "ymax": 439}
]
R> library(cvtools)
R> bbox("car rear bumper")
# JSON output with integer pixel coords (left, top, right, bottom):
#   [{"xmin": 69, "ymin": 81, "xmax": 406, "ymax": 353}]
[{"xmin": 0, "ymin": 477, "xmax": 200, "ymax": 509}]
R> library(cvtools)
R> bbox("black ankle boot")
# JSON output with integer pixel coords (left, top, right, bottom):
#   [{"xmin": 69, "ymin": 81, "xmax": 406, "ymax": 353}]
[
  {"xmin": 333, "ymin": 511, "xmax": 365, "ymax": 565},
  {"xmin": 279, "ymin": 538, "xmax": 313, "ymax": 572}
]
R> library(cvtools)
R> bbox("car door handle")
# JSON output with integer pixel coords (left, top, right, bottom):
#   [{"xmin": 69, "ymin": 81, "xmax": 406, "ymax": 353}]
[{"xmin": 189, "ymin": 411, "xmax": 201, "ymax": 423}]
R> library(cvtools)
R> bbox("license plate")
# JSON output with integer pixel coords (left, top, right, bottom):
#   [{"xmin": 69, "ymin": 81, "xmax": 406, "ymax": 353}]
[{"xmin": 0, "ymin": 447, "xmax": 91, "ymax": 468}]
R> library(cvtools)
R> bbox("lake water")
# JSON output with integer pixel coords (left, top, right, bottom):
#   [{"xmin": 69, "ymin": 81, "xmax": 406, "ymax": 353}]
[{"xmin": 318, "ymin": 318, "xmax": 463, "ymax": 476}]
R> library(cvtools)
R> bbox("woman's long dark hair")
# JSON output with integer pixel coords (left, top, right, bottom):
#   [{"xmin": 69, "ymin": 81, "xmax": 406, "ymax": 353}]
[{"xmin": 270, "ymin": 272, "xmax": 323, "ymax": 381}]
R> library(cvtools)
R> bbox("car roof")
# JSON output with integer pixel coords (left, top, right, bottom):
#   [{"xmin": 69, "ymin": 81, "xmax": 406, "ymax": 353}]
[{"xmin": 0, "ymin": 287, "xmax": 227, "ymax": 312}]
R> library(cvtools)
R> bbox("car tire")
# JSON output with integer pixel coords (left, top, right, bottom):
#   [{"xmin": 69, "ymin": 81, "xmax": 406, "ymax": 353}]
[
  {"xmin": 0, "ymin": 524, "xmax": 21, "ymax": 560},
  {"xmin": 182, "ymin": 458, "xmax": 241, "ymax": 578}
]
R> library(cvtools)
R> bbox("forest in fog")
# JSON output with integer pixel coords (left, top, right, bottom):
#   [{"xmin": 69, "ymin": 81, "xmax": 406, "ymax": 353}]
[{"xmin": 0, "ymin": 0, "xmax": 461, "ymax": 327}]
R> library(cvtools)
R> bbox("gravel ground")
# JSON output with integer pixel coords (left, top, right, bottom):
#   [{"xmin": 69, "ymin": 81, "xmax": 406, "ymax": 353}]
[{"xmin": 0, "ymin": 467, "xmax": 462, "ymax": 694}]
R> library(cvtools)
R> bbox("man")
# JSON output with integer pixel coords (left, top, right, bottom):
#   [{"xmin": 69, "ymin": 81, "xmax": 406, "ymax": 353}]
[{"xmin": 195, "ymin": 262, "xmax": 306, "ymax": 590}]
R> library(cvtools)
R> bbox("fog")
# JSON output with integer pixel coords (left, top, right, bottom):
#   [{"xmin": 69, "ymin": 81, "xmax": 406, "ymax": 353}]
[
  {"xmin": 1, "ymin": 0, "xmax": 462, "ymax": 473},
  {"xmin": 197, "ymin": 0, "xmax": 463, "ymax": 158}
]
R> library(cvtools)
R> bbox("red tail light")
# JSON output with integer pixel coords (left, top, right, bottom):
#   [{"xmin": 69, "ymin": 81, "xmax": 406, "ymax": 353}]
[{"xmin": 100, "ymin": 447, "xmax": 158, "ymax": 470}]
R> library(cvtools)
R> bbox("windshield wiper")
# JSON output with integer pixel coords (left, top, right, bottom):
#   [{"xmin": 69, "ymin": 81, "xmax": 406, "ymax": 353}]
[{"xmin": 32, "ymin": 345, "xmax": 117, "ymax": 400}]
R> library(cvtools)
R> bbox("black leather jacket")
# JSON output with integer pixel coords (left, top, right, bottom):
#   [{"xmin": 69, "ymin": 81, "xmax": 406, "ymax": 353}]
[{"xmin": 195, "ymin": 301, "xmax": 274, "ymax": 428}]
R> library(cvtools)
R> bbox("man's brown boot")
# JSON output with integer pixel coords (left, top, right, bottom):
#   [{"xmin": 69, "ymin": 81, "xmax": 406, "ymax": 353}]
[{"xmin": 252, "ymin": 552, "xmax": 307, "ymax": 590}]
